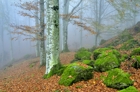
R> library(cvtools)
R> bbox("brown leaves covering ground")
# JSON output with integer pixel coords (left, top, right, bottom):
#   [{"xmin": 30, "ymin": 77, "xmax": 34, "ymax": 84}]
[{"xmin": 0, "ymin": 52, "xmax": 140, "ymax": 92}]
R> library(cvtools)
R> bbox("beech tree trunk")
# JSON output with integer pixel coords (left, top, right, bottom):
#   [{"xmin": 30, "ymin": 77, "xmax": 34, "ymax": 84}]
[
  {"xmin": 80, "ymin": 0, "xmax": 83, "ymax": 48},
  {"xmin": 62, "ymin": 0, "xmax": 69, "ymax": 52},
  {"xmin": 35, "ymin": 0, "xmax": 40, "ymax": 57},
  {"xmin": 45, "ymin": 0, "xmax": 60, "ymax": 74},
  {"xmin": 39, "ymin": 0, "xmax": 46, "ymax": 66},
  {"xmin": 94, "ymin": 0, "xmax": 102, "ymax": 47}
]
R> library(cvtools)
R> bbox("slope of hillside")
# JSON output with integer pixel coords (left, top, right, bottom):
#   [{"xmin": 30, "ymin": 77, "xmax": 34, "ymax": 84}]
[
  {"xmin": 0, "ymin": 51, "xmax": 140, "ymax": 92},
  {"xmin": 99, "ymin": 21, "xmax": 140, "ymax": 48}
]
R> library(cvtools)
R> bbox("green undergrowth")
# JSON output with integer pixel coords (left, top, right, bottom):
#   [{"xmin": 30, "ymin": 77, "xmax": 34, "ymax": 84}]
[{"xmin": 120, "ymin": 39, "xmax": 140, "ymax": 50}]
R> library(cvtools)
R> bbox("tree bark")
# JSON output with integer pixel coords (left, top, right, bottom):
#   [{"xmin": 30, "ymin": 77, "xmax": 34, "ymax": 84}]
[
  {"xmin": 39, "ymin": 0, "xmax": 46, "ymax": 66},
  {"xmin": 80, "ymin": 0, "xmax": 83, "ymax": 48},
  {"xmin": 45, "ymin": 0, "xmax": 60, "ymax": 74},
  {"xmin": 62, "ymin": 0, "xmax": 69, "ymax": 52},
  {"xmin": 35, "ymin": 0, "xmax": 40, "ymax": 57}
]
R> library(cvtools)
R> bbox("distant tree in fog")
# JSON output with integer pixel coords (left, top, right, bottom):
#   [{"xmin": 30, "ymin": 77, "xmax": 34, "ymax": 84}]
[
  {"xmin": 0, "ymin": 0, "xmax": 14, "ymax": 62},
  {"xmin": 11, "ymin": 0, "xmax": 46, "ymax": 66},
  {"xmin": 108, "ymin": 0, "xmax": 140, "ymax": 25},
  {"xmin": 0, "ymin": 0, "xmax": 5, "ymax": 64},
  {"xmin": 87, "ymin": 0, "xmax": 114, "ymax": 47},
  {"xmin": 61, "ymin": 0, "xmax": 83, "ymax": 52}
]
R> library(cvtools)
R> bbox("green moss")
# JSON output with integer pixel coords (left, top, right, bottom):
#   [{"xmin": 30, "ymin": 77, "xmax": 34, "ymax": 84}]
[
  {"xmin": 59, "ymin": 62, "xmax": 93, "ymax": 86},
  {"xmin": 76, "ymin": 85, "xmax": 83, "ymax": 88},
  {"xmin": 43, "ymin": 62, "xmax": 66, "ymax": 79},
  {"xmin": 93, "ymin": 48, "xmax": 121, "ymax": 60},
  {"xmin": 82, "ymin": 60, "xmax": 94, "ymax": 67},
  {"xmin": 118, "ymin": 86, "xmax": 139, "ymax": 92},
  {"xmin": 29, "ymin": 61, "xmax": 38, "ymax": 68},
  {"xmin": 93, "ymin": 48, "xmax": 110, "ymax": 59},
  {"xmin": 120, "ymin": 39, "xmax": 140, "ymax": 50},
  {"xmin": 130, "ymin": 47, "xmax": 140, "ymax": 56},
  {"xmin": 29, "ymin": 63, "xmax": 35, "ymax": 68},
  {"xmin": 94, "ymin": 54, "xmax": 120, "ymax": 72},
  {"xmin": 103, "ymin": 68, "xmax": 133, "ymax": 89},
  {"xmin": 0, "ymin": 90, "xmax": 6, "ymax": 92},
  {"xmin": 120, "ymin": 54, "xmax": 129, "ymax": 62},
  {"xmin": 131, "ymin": 56, "xmax": 140, "ymax": 69},
  {"xmin": 75, "ymin": 48, "xmax": 91, "ymax": 60}
]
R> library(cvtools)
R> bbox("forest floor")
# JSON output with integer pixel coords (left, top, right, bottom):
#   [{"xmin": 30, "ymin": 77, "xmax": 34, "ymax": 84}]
[{"xmin": 0, "ymin": 51, "xmax": 140, "ymax": 92}]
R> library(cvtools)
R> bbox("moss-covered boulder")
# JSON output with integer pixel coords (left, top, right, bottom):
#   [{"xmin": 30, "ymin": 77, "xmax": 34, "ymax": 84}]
[
  {"xmin": 94, "ymin": 54, "xmax": 120, "ymax": 72},
  {"xmin": 131, "ymin": 55, "xmax": 140, "ymax": 69},
  {"xmin": 70, "ymin": 60, "xmax": 94, "ymax": 67},
  {"xmin": 43, "ymin": 63, "xmax": 67, "ymax": 79},
  {"xmin": 118, "ymin": 86, "xmax": 139, "ymax": 92},
  {"xmin": 120, "ymin": 39, "xmax": 140, "ymax": 50},
  {"xmin": 130, "ymin": 47, "xmax": 140, "ymax": 56},
  {"xmin": 75, "ymin": 48, "xmax": 92, "ymax": 60},
  {"xmin": 93, "ymin": 48, "xmax": 110, "ymax": 59},
  {"xmin": 82, "ymin": 60, "xmax": 94, "ymax": 67},
  {"xmin": 93, "ymin": 48, "xmax": 121, "ymax": 60},
  {"xmin": 59, "ymin": 62, "xmax": 93, "ymax": 86},
  {"xmin": 103, "ymin": 68, "xmax": 133, "ymax": 89}
]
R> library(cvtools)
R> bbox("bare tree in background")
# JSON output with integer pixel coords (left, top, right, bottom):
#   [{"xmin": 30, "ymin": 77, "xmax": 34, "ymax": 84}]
[
  {"xmin": 11, "ymin": 0, "xmax": 46, "ymax": 66},
  {"xmin": 61, "ymin": 0, "xmax": 83, "ymax": 52}
]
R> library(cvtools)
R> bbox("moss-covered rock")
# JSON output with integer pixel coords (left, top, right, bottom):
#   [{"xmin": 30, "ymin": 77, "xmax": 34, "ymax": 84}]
[
  {"xmin": 131, "ymin": 55, "xmax": 140, "ymax": 69},
  {"xmin": 120, "ymin": 39, "xmax": 140, "ymax": 50},
  {"xmin": 75, "ymin": 48, "xmax": 92, "ymax": 60},
  {"xmin": 82, "ymin": 60, "xmax": 94, "ymax": 67},
  {"xmin": 93, "ymin": 48, "xmax": 110, "ymax": 60},
  {"xmin": 130, "ymin": 47, "xmax": 140, "ymax": 56},
  {"xmin": 59, "ymin": 62, "xmax": 93, "ymax": 86},
  {"xmin": 94, "ymin": 54, "xmax": 120, "ymax": 72},
  {"xmin": 93, "ymin": 48, "xmax": 121, "ymax": 60},
  {"xmin": 103, "ymin": 68, "xmax": 133, "ymax": 89},
  {"xmin": 70, "ymin": 60, "xmax": 94, "ymax": 67},
  {"xmin": 43, "ymin": 62, "xmax": 66, "ymax": 79},
  {"xmin": 118, "ymin": 86, "xmax": 139, "ymax": 92}
]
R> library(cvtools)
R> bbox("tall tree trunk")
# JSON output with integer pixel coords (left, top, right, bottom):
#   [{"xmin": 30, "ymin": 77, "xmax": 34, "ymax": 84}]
[
  {"xmin": 79, "ymin": 0, "xmax": 83, "ymax": 48},
  {"xmin": 62, "ymin": 0, "xmax": 69, "ymax": 52},
  {"xmin": 94, "ymin": 0, "xmax": 98, "ymax": 47},
  {"xmin": 35, "ymin": 0, "xmax": 40, "ymax": 57},
  {"xmin": 45, "ymin": 0, "xmax": 60, "ymax": 74},
  {"xmin": 0, "ymin": 25, "xmax": 4, "ymax": 66},
  {"xmin": 95, "ymin": 0, "xmax": 102, "ymax": 47},
  {"xmin": 9, "ymin": 33, "xmax": 14, "ymax": 61},
  {"xmin": 40, "ymin": 0, "xmax": 46, "ymax": 66}
]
